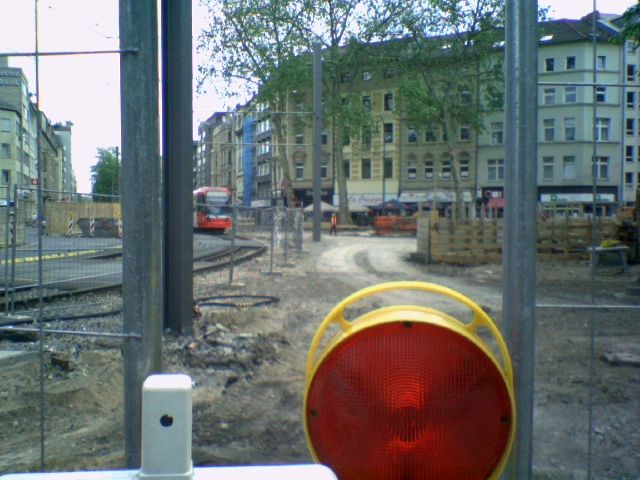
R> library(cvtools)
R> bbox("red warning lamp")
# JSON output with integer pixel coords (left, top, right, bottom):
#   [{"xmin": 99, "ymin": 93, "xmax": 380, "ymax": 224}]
[{"xmin": 303, "ymin": 282, "xmax": 515, "ymax": 480}]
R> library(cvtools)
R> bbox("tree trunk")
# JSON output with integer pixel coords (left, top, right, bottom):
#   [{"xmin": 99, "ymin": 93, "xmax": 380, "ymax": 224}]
[
  {"xmin": 271, "ymin": 112, "xmax": 295, "ymax": 207},
  {"xmin": 332, "ymin": 123, "xmax": 352, "ymax": 225},
  {"xmin": 442, "ymin": 108, "xmax": 466, "ymax": 220}
]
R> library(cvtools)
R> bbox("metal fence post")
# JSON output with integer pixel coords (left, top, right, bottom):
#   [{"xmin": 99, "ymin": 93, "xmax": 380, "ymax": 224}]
[
  {"xmin": 284, "ymin": 208, "xmax": 289, "ymax": 264},
  {"xmin": 269, "ymin": 207, "xmax": 275, "ymax": 274},
  {"xmin": 229, "ymin": 204, "xmax": 237, "ymax": 285},
  {"xmin": 2, "ymin": 187, "xmax": 10, "ymax": 315}
]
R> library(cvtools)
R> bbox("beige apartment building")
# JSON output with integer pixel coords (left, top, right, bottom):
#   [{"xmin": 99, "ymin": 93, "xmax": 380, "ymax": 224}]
[{"xmin": 197, "ymin": 13, "xmax": 636, "ymax": 215}]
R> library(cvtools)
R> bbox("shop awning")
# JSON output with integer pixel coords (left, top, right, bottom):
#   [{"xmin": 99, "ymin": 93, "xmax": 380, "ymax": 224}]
[{"xmin": 487, "ymin": 197, "xmax": 504, "ymax": 209}]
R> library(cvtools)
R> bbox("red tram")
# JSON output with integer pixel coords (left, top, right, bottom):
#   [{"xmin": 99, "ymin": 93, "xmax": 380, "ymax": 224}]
[{"xmin": 193, "ymin": 187, "xmax": 232, "ymax": 234}]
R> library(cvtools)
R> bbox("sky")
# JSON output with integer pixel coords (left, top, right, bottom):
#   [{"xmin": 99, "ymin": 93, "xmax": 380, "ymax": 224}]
[{"xmin": 0, "ymin": 0, "xmax": 637, "ymax": 193}]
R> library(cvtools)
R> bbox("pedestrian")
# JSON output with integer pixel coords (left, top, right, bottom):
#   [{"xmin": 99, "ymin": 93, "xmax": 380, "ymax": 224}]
[{"xmin": 330, "ymin": 213, "xmax": 337, "ymax": 236}]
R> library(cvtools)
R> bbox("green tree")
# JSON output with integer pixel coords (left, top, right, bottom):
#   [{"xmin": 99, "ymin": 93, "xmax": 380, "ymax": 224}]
[
  {"xmin": 308, "ymin": 0, "xmax": 403, "ymax": 223},
  {"xmin": 91, "ymin": 147, "xmax": 120, "ymax": 201},
  {"xmin": 197, "ymin": 0, "xmax": 399, "ymax": 216},
  {"xmin": 198, "ymin": 0, "xmax": 313, "ymax": 207},
  {"xmin": 611, "ymin": 4, "xmax": 640, "ymax": 45},
  {"xmin": 392, "ymin": 0, "xmax": 504, "ymax": 219}
]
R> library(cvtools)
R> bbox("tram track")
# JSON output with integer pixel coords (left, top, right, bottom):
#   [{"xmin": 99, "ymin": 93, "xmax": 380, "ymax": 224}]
[{"xmin": 0, "ymin": 242, "xmax": 266, "ymax": 312}]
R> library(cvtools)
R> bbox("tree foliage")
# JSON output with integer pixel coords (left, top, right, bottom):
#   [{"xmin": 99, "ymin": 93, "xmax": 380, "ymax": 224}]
[
  {"xmin": 198, "ymin": 0, "xmax": 313, "ymax": 206},
  {"xmin": 91, "ymin": 147, "xmax": 120, "ymax": 201},
  {"xmin": 394, "ymin": 0, "xmax": 505, "ymax": 218},
  {"xmin": 310, "ymin": 0, "xmax": 403, "ymax": 223},
  {"xmin": 611, "ymin": 3, "xmax": 640, "ymax": 45},
  {"xmin": 197, "ymin": 0, "xmax": 398, "ymax": 215}
]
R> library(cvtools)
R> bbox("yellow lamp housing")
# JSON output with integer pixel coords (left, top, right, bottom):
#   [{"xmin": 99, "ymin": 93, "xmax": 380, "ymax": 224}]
[{"xmin": 303, "ymin": 281, "xmax": 515, "ymax": 480}]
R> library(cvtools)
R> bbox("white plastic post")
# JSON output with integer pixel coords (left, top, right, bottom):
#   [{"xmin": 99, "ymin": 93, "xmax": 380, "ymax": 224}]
[
  {"xmin": 139, "ymin": 374, "xmax": 193, "ymax": 480},
  {"xmin": 0, "ymin": 372, "xmax": 337, "ymax": 480}
]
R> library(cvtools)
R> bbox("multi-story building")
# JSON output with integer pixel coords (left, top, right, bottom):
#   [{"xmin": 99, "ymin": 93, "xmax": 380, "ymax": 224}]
[
  {"xmin": 52, "ymin": 121, "xmax": 77, "ymax": 196},
  {"xmin": 478, "ymin": 13, "xmax": 636, "ymax": 215},
  {"xmin": 200, "ymin": 12, "xmax": 637, "ymax": 215},
  {"xmin": 1, "ymin": 60, "xmax": 74, "ymax": 207},
  {"xmin": 0, "ymin": 61, "xmax": 37, "ymax": 196},
  {"xmin": 196, "ymin": 111, "xmax": 237, "ymax": 201}
]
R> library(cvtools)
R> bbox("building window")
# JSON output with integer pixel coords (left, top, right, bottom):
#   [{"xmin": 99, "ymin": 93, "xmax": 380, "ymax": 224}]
[
  {"xmin": 595, "ymin": 86, "xmax": 606, "ymax": 102},
  {"xmin": 627, "ymin": 118, "xmax": 635, "ymax": 136},
  {"xmin": 625, "ymin": 172, "xmax": 634, "ymax": 188},
  {"xmin": 362, "ymin": 69, "xmax": 372, "ymax": 81},
  {"xmin": 344, "ymin": 159, "xmax": 351, "ymax": 179},
  {"xmin": 295, "ymin": 125, "xmax": 304, "ymax": 145},
  {"xmin": 562, "ymin": 156, "xmax": 576, "ymax": 180},
  {"xmin": 459, "ymin": 123, "xmax": 471, "ymax": 141},
  {"xmin": 362, "ymin": 125, "xmax": 372, "ymax": 147},
  {"xmin": 384, "ymin": 123, "xmax": 393, "ymax": 143},
  {"xmin": 362, "ymin": 158, "xmax": 372, "ymax": 179},
  {"xmin": 295, "ymin": 161, "xmax": 304, "ymax": 180},
  {"xmin": 543, "ymin": 88, "xmax": 556, "ymax": 105},
  {"xmin": 407, "ymin": 161, "xmax": 417, "ymax": 180},
  {"xmin": 564, "ymin": 86, "xmax": 577, "ymax": 103},
  {"xmin": 564, "ymin": 117, "xmax": 576, "ymax": 141},
  {"xmin": 627, "ymin": 91, "xmax": 636, "ymax": 109},
  {"xmin": 491, "ymin": 122, "xmax": 503, "ymax": 144},
  {"xmin": 321, "ymin": 161, "xmax": 328, "ymax": 179},
  {"xmin": 628, "ymin": 64, "xmax": 637, "ymax": 81},
  {"xmin": 362, "ymin": 96, "xmax": 372, "ymax": 112},
  {"xmin": 566, "ymin": 56, "xmax": 576, "ymax": 70},
  {"xmin": 407, "ymin": 126, "xmax": 417, "ymax": 143},
  {"xmin": 1, "ymin": 144, "xmax": 9, "ymax": 158},
  {"xmin": 424, "ymin": 161, "xmax": 434, "ymax": 179},
  {"xmin": 543, "ymin": 119, "xmax": 555, "ymax": 142},
  {"xmin": 383, "ymin": 157, "xmax": 393, "ymax": 179},
  {"xmin": 384, "ymin": 93, "xmax": 393, "ymax": 111},
  {"xmin": 460, "ymin": 159, "xmax": 469, "ymax": 178},
  {"xmin": 597, "ymin": 55, "xmax": 606, "ymax": 70},
  {"xmin": 341, "ymin": 72, "xmax": 351, "ymax": 83},
  {"xmin": 441, "ymin": 160, "xmax": 451, "ymax": 178},
  {"xmin": 626, "ymin": 145, "xmax": 634, "ymax": 162},
  {"xmin": 425, "ymin": 126, "xmax": 437, "ymax": 142},
  {"xmin": 487, "ymin": 159, "xmax": 505, "ymax": 181},
  {"xmin": 638, "ymin": 146, "xmax": 640, "ymax": 163},
  {"xmin": 542, "ymin": 156, "xmax": 554, "ymax": 180},
  {"xmin": 593, "ymin": 156, "xmax": 609, "ymax": 180},
  {"xmin": 595, "ymin": 118, "xmax": 610, "ymax": 141},
  {"xmin": 545, "ymin": 58, "xmax": 555, "ymax": 72},
  {"xmin": 1, "ymin": 169, "xmax": 9, "ymax": 184},
  {"xmin": 0, "ymin": 118, "xmax": 10, "ymax": 132},
  {"xmin": 627, "ymin": 41, "xmax": 637, "ymax": 54},
  {"xmin": 460, "ymin": 89, "xmax": 471, "ymax": 105},
  {"xmin": 383, "ymin": 67, "xmax": 395, "ymax": 78}
]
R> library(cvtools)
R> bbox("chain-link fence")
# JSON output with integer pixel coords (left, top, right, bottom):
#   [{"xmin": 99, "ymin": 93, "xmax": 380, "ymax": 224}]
[
  {"xmin": 0, "ymin": 198, "xmax": 306, "ymax": 472},
  {"xmin": 0, "ymin": 188, "xmax": 123, "ymax": 316}
]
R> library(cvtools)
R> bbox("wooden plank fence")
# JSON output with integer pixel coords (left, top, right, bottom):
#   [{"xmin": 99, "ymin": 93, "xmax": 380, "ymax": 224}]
[{"xmin": 416, "ymin": 213, "xmax": 620, "ymax": 264}]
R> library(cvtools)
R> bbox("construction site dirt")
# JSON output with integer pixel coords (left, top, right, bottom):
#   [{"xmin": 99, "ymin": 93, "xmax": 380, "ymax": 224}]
[{"xmin": 0, "ymin": 233, "xmax": 638, "ymax": 479}]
